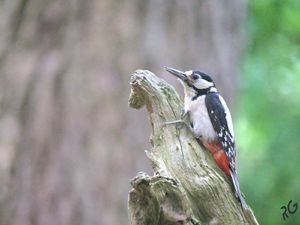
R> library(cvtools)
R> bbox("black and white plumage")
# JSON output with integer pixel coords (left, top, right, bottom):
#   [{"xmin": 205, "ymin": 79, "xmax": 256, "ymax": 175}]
[
  {"xmin": 205, "ymin": 92, "xmax": 244, "ymax": 208},
  {"xmin": 205, "ymin": 93, "xmax": 236, "ymax": 171},
  {"xmin": 165, "ymin": 67, "xmax": 245, "ymax": 208}
]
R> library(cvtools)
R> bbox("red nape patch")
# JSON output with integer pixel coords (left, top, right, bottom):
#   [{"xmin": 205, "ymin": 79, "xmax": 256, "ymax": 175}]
[{"xmin": 202, "ymin": 140, "xmax": 230, "ymax": 176}]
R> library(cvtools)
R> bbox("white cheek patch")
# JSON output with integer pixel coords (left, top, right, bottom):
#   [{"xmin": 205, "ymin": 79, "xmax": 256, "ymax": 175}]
[
  {"xmin": 194, "ymin": 79, "xmax": 213, "ymax": 89},
  {"xmin": 218, "ymin": 95, "xmax": 234, "ymax": 138}
]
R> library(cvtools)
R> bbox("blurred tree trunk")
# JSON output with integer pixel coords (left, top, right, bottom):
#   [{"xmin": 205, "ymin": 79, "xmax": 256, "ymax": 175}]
[{"xmin": 0, "ymin": 1, "xmax": 245, "ymax": 225}]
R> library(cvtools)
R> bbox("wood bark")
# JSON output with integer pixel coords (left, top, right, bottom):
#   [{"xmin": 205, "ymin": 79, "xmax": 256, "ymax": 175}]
[{"xmin": 128, "ymin": 70, "xmax": 258, "ymax": 225}]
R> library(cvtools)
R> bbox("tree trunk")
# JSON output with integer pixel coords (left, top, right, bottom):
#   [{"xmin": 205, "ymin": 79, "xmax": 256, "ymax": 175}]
[{"xmin": 128, "ymin": 70, "xmax": 258, "ymax": 225}]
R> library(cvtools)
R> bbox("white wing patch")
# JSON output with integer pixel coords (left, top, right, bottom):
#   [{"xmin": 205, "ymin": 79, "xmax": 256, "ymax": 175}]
[{"xmin": 218, "ymin": 95, "xmax": 234, "ymax": 138}]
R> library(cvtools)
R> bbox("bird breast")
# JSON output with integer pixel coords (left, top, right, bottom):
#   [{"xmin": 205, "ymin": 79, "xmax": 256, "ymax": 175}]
[{"xmin": 185, "ymin": 95, "xmax": 217, "ymax": 140}]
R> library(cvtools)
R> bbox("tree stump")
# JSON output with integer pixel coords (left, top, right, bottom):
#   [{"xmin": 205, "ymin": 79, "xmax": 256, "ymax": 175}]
[{"xmin": 128, "ymin": 70, "xmax": 259, "ymax": 225}]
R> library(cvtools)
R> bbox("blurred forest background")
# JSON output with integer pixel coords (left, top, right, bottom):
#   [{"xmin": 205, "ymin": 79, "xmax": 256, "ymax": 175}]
[{"xmin": 0, "ymin": 0, "xmax": 299, "ymax": 225}]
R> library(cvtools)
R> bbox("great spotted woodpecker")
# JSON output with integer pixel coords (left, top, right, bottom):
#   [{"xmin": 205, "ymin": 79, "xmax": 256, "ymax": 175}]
[{"xmin": 165, "ymin": 67, "xmax": 245, "ymax": 208}]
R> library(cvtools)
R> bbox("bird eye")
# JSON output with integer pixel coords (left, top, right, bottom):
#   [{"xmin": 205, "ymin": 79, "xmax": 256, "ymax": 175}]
[{"xmin": 192, "ymin": 74, "xmax": 199, "ymax": 80}]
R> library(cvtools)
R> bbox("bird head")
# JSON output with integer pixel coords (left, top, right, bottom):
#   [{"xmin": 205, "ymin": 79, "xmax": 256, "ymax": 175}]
[{"xmin": 165, "ymin": 67, "xmax": 215, "ymax": 97}]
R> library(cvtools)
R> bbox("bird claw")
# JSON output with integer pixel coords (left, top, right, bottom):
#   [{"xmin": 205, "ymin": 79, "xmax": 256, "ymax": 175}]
[
  {"xmin": 161, "ymin": 120, "xmax": 185, "ymax": 129},
  {"xmin": 162, "ymin": 110, "xmax": 194, "ymax": 133}
]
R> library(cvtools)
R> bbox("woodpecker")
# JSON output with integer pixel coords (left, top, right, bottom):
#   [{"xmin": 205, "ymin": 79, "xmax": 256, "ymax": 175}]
[{"xmin": 165, "ymin": 67, "xmax": 245, "ymax": 208}]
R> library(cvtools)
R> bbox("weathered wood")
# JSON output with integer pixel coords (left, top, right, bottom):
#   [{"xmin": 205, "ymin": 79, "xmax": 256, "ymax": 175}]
[{"xmin": 128, "ymin": 70, "xmax": 259, "ymax": 225}]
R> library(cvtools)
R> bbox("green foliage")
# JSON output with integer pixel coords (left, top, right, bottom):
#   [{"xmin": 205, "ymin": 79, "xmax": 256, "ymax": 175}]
[{"xmin": 236, "ymin": 0, "xmax": 300, "ymax": 224}]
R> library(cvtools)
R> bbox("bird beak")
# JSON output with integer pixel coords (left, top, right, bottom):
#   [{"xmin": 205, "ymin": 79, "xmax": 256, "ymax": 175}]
[{"xmin": 165, "ymin": 67, "xmax": 188, "ymax": 82}]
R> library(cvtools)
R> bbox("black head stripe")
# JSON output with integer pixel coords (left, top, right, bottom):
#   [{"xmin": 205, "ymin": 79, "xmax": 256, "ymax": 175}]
[
  {"xmin": 193, "ymin": 70, "xmax": 213, "ymax": 82},
  {"xmin": 190, "ymin": 84, "xmax": 215, "ymax": 101},
  {"xmin": 191, "ymin": 87, "xmax": 212, "ymax": 100},
  {"xmin": 201, "ymin": 74, "xmax": 213, "ymax": 82}
]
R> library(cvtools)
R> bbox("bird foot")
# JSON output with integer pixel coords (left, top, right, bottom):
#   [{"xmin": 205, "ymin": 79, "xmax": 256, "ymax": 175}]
[{"xmin": 161, "ymin": 120, "xmax": 186, "ymax": 129}]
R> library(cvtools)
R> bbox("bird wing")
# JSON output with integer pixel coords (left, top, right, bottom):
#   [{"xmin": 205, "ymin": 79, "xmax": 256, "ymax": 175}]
[{"xmin": 205, "ymin": 92, "xmax": 236, "ymax": 171}]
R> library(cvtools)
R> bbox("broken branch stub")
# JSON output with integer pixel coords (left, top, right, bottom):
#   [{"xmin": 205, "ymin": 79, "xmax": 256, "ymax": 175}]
[{"xmin": 128, "ymin": 70, "xmax": 259, "ymax": 225}]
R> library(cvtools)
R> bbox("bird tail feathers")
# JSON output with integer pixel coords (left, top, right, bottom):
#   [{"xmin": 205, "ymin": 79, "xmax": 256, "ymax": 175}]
[{"xmin": 230, "ymin": 170, "xmax": 246, "ymax": 210}]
